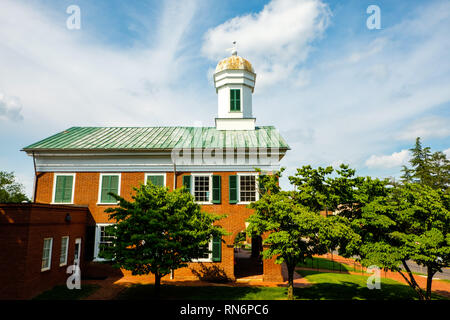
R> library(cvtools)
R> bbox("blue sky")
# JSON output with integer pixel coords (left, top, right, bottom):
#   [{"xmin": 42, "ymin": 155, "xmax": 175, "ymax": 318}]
[{"xmin": 0, "ymin": 0, "xmax": 449, "ymax": 195}]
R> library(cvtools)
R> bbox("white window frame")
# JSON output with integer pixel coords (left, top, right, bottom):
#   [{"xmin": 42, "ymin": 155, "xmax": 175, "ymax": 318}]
[
  {"xmin": 191, "ymin": 239, "xmax": 213, "ymax": 263},
  {"xmin": 191, "ymin": 173, "xmax": 213, "ymax": 205},
  {"xmin": 144, "ymin": 173, "xmax": 166, "ymax": 186},
  {"xmin": 97, "ymin": 173, "xmax": 121, "ymax": 205},
  {"xmin": 237, "ymin": 172, "xmax": 260, "ymax": 205},
  {"xmin": 94, "ymin": 223, "xmax": 114, "ymax": 261},
  {"xmin": 51, "ymin": 173, "xmax": 76, "ymax": 204},
  {"xmin": 59, "ymin": 236, "xmax": 69, "ymax": 267},
  {"xmin": 41, "ymin": 237, "xmax": 53, "ymax": 272}
]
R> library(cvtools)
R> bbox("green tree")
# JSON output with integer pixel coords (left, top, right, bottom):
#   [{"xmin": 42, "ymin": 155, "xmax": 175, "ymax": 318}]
[
  {"xmin": 354, "ymin": 183, "xmax": 449, "ymax": 300},
  {"xmin": 401, "ymin": 137, "xmax": 449, "ymax": 191},
  {"xmin": 100, "ymin": 182, "xmax": 227, "ymax": 296},
  {"xmin": 0, "ymin": 171, "xmax": 29, "ymax": 203},
  {"xmin": 247, "ymin": 168, "xmax": 360, "ymax": 300}
]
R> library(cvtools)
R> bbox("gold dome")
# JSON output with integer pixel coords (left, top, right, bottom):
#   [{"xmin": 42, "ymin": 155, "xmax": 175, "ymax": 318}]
[{"xmin": 215, "ymin": 55, "xmax": 254, "ymax": 74}]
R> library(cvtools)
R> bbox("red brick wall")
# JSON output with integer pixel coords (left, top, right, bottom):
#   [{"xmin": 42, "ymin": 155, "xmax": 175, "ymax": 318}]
[
  {"xmin": 34, "ymin": 171, "xmax": 283, "ymax": 282},
  {"xmin": 0, "ymin": 204, "xmax": 88, "ymax": 299}
]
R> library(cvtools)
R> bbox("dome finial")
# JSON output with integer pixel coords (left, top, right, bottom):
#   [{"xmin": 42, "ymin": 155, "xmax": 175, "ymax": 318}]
[{"xmin": 231, "ymin": 41, "xmax": 237, "ymax": 56}]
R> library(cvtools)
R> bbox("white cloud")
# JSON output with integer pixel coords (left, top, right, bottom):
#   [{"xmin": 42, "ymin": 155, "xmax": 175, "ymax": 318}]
[
  {"xmin": 444, "ymin": 148, "xmax": 450, "ymax": 158},
  {"xmin": 201, "ymin": 0, "xmax": 331, "ymax": 88},
  {"xmin": 396, "ymin": 116, "xmax": 450, "ymax": 140},
  {"xmin": 0, "ymin": 0, "xmax": 204, "ymax": 131},
  {"xmin": 0, "ymin": 93, "xmax": 23, "ymax": 121},
  {"xmin": 365, "ymin": 150, "xmax": 410, "ymax": 169}
]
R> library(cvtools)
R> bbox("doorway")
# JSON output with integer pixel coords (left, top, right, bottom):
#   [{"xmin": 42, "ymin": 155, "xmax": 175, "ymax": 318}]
[{"xmin": 233, "ymin": 233, "xmax": 263, "ymax": 279}]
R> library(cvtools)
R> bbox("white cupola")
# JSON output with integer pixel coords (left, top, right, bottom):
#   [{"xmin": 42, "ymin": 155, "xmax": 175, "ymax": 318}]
[{"xmin": 214, "ymin": 43, "xmax": 256, "ymax": 130}]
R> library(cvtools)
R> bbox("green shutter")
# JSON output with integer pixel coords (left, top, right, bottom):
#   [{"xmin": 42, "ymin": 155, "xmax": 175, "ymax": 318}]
[
  {"xmin": 212, "ymin": 236, "xmax": 222, "ymax": 262},
  {"xmin": 230, "ymin": 89, "xmax": 241, "ymax": 111},
  {"xmin": 182, "ymin": 175, "xmax": 191, "ymax": 193},
  {"xmin": 54, "ymin": 175, "xmax": 73, "ymax": 203},
  {"xmin": 259, "ymin": 174, "xmax": 266, "ymax": 195},
  {"xmin": 101, "ymin": 175, "xmax": 119, "ymax": 203},
  {"xmin": 229, "ymin": 175, "xmax": 238, "ymax": 204},
  {"xmin": 212, "ymin": 175, "xmax": 221, "ymax": 204},
  {"xmin": 148, "ymin": 175, "xmax": 164, "ymax": 186},
  {"xmin": 54, "ymin": 176, "xmax": 64, "ymax": 202},
  {"xmin": 230, "ymin": 90, "xmax": 234, "ymax": 111},
  {"xmin": 62, "ymin": 176, "xmax": 73, "ymax": 203}
]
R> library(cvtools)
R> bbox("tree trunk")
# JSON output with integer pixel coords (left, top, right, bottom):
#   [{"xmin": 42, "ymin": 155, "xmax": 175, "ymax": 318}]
[
  {"xmin": 426, "ymin": 266, "xmax": 435, "ymax": 300},
  {"xmin": 400, "ymin": 260, "xmax": 425, "ymax": 300},
  {"xmin": 287, "ymin": 263, "xmax": 295, "ymax": 300},
  {"xmin": 154, "ymin": 272, "xmax": 161, "ymax": 298}
]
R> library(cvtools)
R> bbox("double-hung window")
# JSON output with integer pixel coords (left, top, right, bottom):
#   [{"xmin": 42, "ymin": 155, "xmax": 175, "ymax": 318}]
[
  {"xmin": 230, "ymin": 89, "xmax": 241, "ymax": 112},
  {"xmin": 183, "ymin": 174, "xmax": 221, "ymax": 204},
  {"xmin": 94, "ymin": 224, "xmax": 115, "ymax": 260},
  {"xmin": 229, "ymin": 174, "xmax": 259, "ymax": 204},
  {"xmin": 41, "ymin": 238, "xmax": 53, "ymax": 271},
  {"xmin": 191, "ymin": 236, "xmax": 222, "ymax": 262},
  {"xmin": 53, "ymin": 174, "xmax": 75, "ymax": 203},
  {"xmin": 239, "ymin": 175, "xmax": 257, "ymax": 202},
  {"xmin": 99, "ymin": 174, "xmax": 120, "ymax": 204},
  {"xmin": 59, "ymin": 236, "xmax": 69, "ymax": 266},
  {"xmin": 194, "ymin": 175, "xmax": 210, "ymax": 202}
]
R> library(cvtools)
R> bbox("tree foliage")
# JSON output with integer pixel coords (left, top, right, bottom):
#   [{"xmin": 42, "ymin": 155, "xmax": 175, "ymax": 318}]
[
  {"xmin": 0, "ymin": 171, "xmax": 29, "ymax": 203},
  {"xmin": 401, "ymin": 137, "xmax": 450, "ymax": 191},
  {"xmin": 353, "ymin": 183, "xmax": 449, "ymax": 299},
  {"xmin": 247, "ymin": 168, "xmax": 360, "ymax": 300},
  {"xmin": 100, "ymin": 182, "xmax": 227, "ymax": 295}
]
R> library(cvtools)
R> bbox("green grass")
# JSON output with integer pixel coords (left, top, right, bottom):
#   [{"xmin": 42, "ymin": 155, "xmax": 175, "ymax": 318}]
[
  {"xmin": 116, "ymin": 270, "xmax": 447, "ymax": 300},
  {"xmin": 295, "ymin": 270, "xmax": 447, "ymax": 300},
  {"xmin": 297, "ymin": 257, "xmax": 357, "ymax": 272},
  {"xmin": 116, "ymin": 284, "xmax": 288, "ymax": 300},
  {"xmin": 33, "ymin": 284, "xmax": 100, "ymax": 300}
]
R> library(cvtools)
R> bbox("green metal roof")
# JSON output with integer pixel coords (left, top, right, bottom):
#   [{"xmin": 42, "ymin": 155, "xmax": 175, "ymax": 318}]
[{"xmin": 22, "ymin": 126, "xmax": 290, "ymax": 151}]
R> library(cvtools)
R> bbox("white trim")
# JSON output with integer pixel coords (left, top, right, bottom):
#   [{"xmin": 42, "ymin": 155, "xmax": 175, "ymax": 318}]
[
  {"xmin": 51, "ymin": 173, "xmax": 76, "ymax": 204},
  {"xmin": 237, "ymin": 172, "xmax": 259, "ymax": 205},
  {"xmin": 41, "ymin": 237, "xmax": 53, "ymax": 272},
  {"xmin": 94, "ymin": 223, "xmax": 114, "ymax": 261},
  {"xmin": 59, "ymin": 236, "xmax": 69, "ymax": 267},
  {"xmin": 191, "ymin": 173, "xmax": 213, "ymax": 205},
  {"xmin": 97, "ymin": 173, "xmax": 121, "ymax": 205},
  {"xmin": 144, "ymin": 173, "xmax": 166, "ymax": 186},
  {"xmin": 191, "ymin": 239, "xmax": 213, "ymax": 263}
]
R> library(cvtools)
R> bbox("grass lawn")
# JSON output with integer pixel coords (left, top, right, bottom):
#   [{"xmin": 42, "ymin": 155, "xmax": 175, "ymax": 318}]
[
  {"xmin": 297, "ymin": 257, "xmax": 358, "ymax": 272},
  {"xmin": 116, "ymin": 270, "xmax": 446, "ymax": 300},
  {"xmin": 116, "ymin": 284, "xmax": 288, "ymax": 300},
  {"xmin": 295, "ymin": 270, "xmax": 446, "ymax": 300},
  {"xmin": 33, "ymin": 284, "xmax": 100, "ymax": 300}
]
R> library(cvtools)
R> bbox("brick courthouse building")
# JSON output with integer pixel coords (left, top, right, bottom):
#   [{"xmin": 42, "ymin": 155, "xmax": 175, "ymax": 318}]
[{"xmin": 20, "ymin": 50, "xmax": 290, "ymax": 285}]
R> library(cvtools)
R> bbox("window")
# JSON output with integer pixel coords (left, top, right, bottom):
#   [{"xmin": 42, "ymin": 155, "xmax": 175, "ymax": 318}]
[
  {"xmin": 230, "ymin": 89, "xmax": 241, "ymax": 111},
  {"xmin": 41, "ymin": 238, "xmax": 53, "ymax": 271},
  {"xmin": 59, "ymin": 236, "xmax": 69, "ymax": 266},
  {"xmin": 192, "ymin": 239, "xmax": 213, "ymax": 262},
  {"xmin": 145, "ymin": 174, "xmax": 165, "ymax": 187},
  {"xmin": 239, "ymin": 175, "xmax": 257, "ymax": 202},
  {"xmin": 53, "ymin": 174, "xmax": 75, "ymax": 203},
  {"xmin": 193, "ymin": 175, "xmax": 210, "ymax": 202},
  {"xmin": 94, "ymin": 224, "xmax": 115, "ymax": 260},
  {"xmin": 191, "ymin": 236, "xmax": 221, "ymax": 263},
  {"xmin": 99, "ymin": 174, "xmax": 120, "ymax": 204}
]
